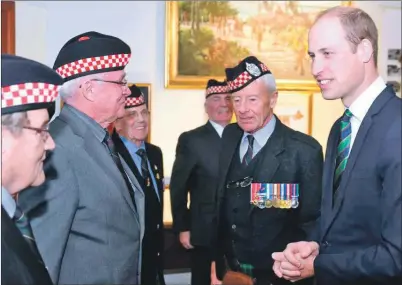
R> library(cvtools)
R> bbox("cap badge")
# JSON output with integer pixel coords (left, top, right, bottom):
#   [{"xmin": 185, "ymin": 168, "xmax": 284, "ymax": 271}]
[{"xmin": 245, "ymin": 62, "xmax": 261, "ymax": 77}]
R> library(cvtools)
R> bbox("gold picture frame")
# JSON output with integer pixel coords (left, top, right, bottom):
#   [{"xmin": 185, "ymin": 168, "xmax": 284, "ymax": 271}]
[
  {"xmin": 165, "ymin": 1, "xmax": 352, "ymax": 91},
  {"xmin": 128, "ymin": 83, "xmax": 152, "ymax": 143}
]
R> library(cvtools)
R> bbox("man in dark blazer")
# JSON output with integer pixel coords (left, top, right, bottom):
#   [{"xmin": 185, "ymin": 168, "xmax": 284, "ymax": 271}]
[
  {"xmin": 272, "ymin": 6, "xmax": 402, "ymax": 285},
  {"xmin": 113, "ymin": 84, "xmax": 166, "ymax": 285},
  {"xmin": 1, "ymin": 54, "xmax": 63, "ymax": 285},
  {"xmin": 18, "ymin": 32, "xmax": 145, "ymax": 285},
  {"xmin": 214, "ymin": 56, "xmax": 323, "ymax": 285},
  {"xmin": 170, "ymin": 79, "xmax": 233, "ymax": 285}
]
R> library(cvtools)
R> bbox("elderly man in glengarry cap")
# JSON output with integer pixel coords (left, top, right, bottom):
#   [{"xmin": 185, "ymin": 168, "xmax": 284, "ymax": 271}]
[
  {"xmin": 18, "ymin": 31, "xmax": 145, "ymax": 285},
  {"xmin": 1, "ymin": 53, "xmax": 63, "ymax": 285}
]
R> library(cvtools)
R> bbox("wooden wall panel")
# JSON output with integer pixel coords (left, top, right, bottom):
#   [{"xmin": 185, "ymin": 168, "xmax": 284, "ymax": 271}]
[{"xmin": 1, "ymin": 1, "xmax": 15, "ymax": 54}]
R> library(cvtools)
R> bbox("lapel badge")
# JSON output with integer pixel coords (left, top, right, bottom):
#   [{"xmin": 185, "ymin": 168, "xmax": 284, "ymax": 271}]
[
  {"xmin": 156, "ymin": 173, "xmax": 160, "ymax": 180},
  {"xmin": 154, "ymin": 165, "xmax": 158, "ymax": 171},
  {"xmin": 147, "ymin": 178, "xmax": 151, "ymax": 187}
]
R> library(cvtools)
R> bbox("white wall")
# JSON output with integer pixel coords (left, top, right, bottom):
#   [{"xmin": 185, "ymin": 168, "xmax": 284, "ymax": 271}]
[{"xmin": 15, "ymin": 1, "xmax": 401, "ymax": 177}]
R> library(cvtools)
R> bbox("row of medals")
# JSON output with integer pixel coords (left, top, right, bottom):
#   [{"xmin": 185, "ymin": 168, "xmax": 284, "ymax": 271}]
[{"xmin": 251, "ymin": 196, "xmax": 299, "ymax": 209}]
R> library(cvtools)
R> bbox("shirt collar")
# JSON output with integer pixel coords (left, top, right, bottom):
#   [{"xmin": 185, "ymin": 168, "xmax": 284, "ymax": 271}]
[
  {"xmin": 1, "ymin": 186, "xmax": 16, "ymax": 219},
  {"xmin": 209, "ymin": 120, "xmax": 225, "ymax": 137},
  {"xmin": 348, "ymin": 76, "xmax": 386, "ymax": 122},
  {"xmin": 242, "ymin": 115, "xmax": 276, "ymax": 146},
  {"xmin": 120, "ymin": 135, "xmax": 145, "ymax": 153}
]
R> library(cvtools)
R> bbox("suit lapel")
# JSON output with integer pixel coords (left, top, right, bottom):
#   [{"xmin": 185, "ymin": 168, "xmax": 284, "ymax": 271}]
[
  {"xmin": 145, "ymin": 143, "xmax": 163, "ymax": 203},
  {"xmin": 113, "ymin": 131, "xmax": 145, "ymax": 189},
  {"xmin": 322, "ymin": 88, "xmax": 394, "ymax": 236},
  {"xmin": 218, "ymin": 124, "xmax": 243, "ymax": 199},
  {"xmin": 321, "ymin": 120, "xmax": 341, "ymax": 235}
]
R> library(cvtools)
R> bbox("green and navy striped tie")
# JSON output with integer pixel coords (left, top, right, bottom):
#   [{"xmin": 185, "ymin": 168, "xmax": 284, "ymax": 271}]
[{"xmin": 334, "ymin": 109, "xmax": 353, "ymax": 193}]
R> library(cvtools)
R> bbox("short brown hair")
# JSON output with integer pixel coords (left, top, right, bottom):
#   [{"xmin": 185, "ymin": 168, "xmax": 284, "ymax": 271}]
[{"xmin": 315, "ymin": 6, "xmax": 379, "ymax": 66}]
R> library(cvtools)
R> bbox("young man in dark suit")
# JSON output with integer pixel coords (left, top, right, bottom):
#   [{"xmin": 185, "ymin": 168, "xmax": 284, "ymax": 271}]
[
  {"xmin": 272, "ymin": 6, "xmax": 402, "ymax": 285},
  {"xmin": 214, "ymin": 56, "xmax": 324, "ymax": 285},
  {"xmin": 170, "ymin": 79, "xmax": 233, "ymax": 285},
  {"xmin": 113, "ymin": 84, "xmax": 166, "ymax": 285},
  {"xmin": 1, "ymin": 54, "xmax": 63, "ymax": 285}
]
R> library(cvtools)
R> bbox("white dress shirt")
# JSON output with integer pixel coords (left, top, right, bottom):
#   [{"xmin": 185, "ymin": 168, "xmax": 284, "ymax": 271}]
[{"xmin": 348, "ymin": 76, "xmax": 386, "ymax": 150}]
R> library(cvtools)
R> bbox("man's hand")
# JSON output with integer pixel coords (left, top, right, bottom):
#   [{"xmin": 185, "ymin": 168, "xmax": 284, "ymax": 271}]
[
  {"xmin": 272, "ymin": 241, "xmax": 319, "ymax": 281},
  {"xmin": 210, "ymin": 261, "xmax": 222, "ymax": 285},
  {"xmin": 179, "ymin": 231, "xmax": 194, "ymax": 249}
]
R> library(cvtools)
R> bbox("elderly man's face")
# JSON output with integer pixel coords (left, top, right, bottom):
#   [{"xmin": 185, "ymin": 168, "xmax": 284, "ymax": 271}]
[
  {"xmin": 115, "ymin": 104, "xmax": 150, "ymax": 143},
  {"xmin": 204, "ymin": 93, "xmax": 233, "ymax": 125},
  {"xmin": 231, "ymin": 79, "xmax": 277, "ymax": 133},
  {"xmin": 91, "ymin": 70, "xmax": 131, "ymax": 123},
  {"xmin": 1, "ymin": 109, "xmax": 55, "ymax": 194}
]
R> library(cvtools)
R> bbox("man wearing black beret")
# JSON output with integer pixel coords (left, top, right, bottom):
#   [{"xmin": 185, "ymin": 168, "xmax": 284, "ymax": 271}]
[
  {"xmin": 113, "ymin": 84, "xmax": 166, "ymax": 285},
  {"xmin": 170, "ymin": 79, "xmax": 232, "ymax": 285},
  {"xmin": 212, "ymin": 56, "xmax": 323, "ymax": 285},
  {"xmin": 18, "ymin": 32, "xmax": 145, "ymax": 285},
  {"xmin": 1, "ymin": 54, "xmax": 63, "ymax": 285}
]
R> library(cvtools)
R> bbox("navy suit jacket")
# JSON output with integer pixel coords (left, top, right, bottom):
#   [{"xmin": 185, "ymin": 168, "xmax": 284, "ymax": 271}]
[{"xmin": 312, "ymin": 86, "xmax": 402, "ymax": 285}]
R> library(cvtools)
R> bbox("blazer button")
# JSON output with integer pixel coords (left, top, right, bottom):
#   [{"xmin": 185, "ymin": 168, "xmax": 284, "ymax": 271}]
[
  {"xmin": 157, "ymin": 252, "xmax": 160, "ymax": 256},
  {"xmin": 156, "ymin": 224, "xmax": 160, "ymax": 229},
  {"xmin": 232, "ymin": 224, "xmax": 237, "ymax": 230}
]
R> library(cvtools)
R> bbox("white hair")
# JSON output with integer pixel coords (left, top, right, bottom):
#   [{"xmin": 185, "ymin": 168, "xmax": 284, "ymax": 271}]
[
  {"xmin": 1, "ymin": 112, "xmax": 28, "ymax": 135},
  {"xmin": 60, "ymin": 73, "xmax": 105, "ymax": 102},
  {"xmin": 257, "ymin": 73, "xmax": 277, "ymax": 94}
]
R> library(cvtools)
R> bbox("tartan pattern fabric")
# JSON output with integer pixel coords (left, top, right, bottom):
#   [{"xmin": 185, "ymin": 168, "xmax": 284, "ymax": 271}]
[
  {"xmin": 334, "ymin": 109, "xmax": 353, "ymax": 192},
  {"xmin": 239, "ymin": 262, "xmax": 254, "ymax": 278},
  {"xmin": 1, "ymin": 82, "xmax": 60, "ymax": 108},
  {"xmin": 242, "ymin": 135, "xmax": 254, "ymax": 166}
]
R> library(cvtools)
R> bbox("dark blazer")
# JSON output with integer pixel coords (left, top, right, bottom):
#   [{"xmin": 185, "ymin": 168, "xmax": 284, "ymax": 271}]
[
  {"xmin": 170, "ymin": 121, "xmax": 222, "ymax": 246},
  {"xmin": 215, "ymin": 118, "xmax": 323, "ymax": 271},
  {"xmin": 313, "ymin": 87, "xmax": 402, "ymax": 285},
  {"xmin": 112, "ymin": 131, "xmax": 165, "ymax": 285},
  {"xmin": 1, "ymin": 207, "xmax": 53, "ymax": 285}
]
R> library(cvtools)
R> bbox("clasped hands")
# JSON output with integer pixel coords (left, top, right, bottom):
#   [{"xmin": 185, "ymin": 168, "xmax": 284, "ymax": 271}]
[{"xmin": 271, "ymin": 241, "xmax": 319, "ymax": 282}]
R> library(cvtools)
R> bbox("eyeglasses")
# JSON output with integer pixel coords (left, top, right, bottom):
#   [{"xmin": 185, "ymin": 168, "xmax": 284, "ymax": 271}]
[
  {"xmin": 125, "ymin": 109, "xmax": 150, "ymax": 120},
  {"xmin": 23, "ymin": 125, "xmax": 50, "ymax": 142},
  {"xmin": 79, "ymin": 78, "xmax": 128, "ymax": 88}
]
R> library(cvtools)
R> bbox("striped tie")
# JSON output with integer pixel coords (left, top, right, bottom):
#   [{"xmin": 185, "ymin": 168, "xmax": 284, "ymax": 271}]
[
  {"xmin": 242, "ymin": 135, "xmax": 254, "ymax": 166},
  {"xmin": 13, "ymin": 205, "xmax": 43, "ymax": 263},
  {"xmin": 333, "ymin": 109, "xmax": 353, "ymax": 193}
]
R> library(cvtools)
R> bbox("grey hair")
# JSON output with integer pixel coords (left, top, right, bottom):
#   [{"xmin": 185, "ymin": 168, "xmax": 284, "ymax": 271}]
[
  {"xmin": 257, "ymin": 73, "xmax": 277, "ymax": 94},
  {"xmin": 60, "ymin": 73, "xmax": 106, "ymax": 102},
  {"xmin": 1, "ymin": 112, "xmax": 28, "ymax": 135}
]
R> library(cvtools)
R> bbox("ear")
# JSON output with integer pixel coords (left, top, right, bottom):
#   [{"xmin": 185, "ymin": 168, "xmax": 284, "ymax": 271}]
[
  {"xmin": 269, "ymin": 91, "xmax": 278, "ymax": 109},
  {"xmin": 80, "ymin": 80, "xmax": 96, "ymax": 102},
  {"xmin": 358, "ymin": 39, "xmax": 374, "ymax": 63}
]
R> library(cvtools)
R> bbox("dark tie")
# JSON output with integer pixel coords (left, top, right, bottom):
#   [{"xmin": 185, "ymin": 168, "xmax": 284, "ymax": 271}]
[
  {"xmin": 13, "ymin": 205, "xmax": 43, "ymax": 263},
  {"xmin": 242, "ymin": 135, "xmax": 255, "ymax": 166},
  {"xmin": 136, "ymin": 149, "xmax": 150, "ymax": 183},
  {"xmin": 104, "ymin": 131, "xmax": 136, "ymax": 207},
  {"xmin": 333, "ymin": 109, "xmax": 353, "ymax": 193}
]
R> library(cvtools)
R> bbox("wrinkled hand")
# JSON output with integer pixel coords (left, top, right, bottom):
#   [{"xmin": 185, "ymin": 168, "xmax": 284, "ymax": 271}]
[
  {"xmin": 272, "ymin": 241, "xmax": 319, "ymax": 282},
  {"xmin": 179, "ymin": 231, "xmax": 194, "ymax": 249}
]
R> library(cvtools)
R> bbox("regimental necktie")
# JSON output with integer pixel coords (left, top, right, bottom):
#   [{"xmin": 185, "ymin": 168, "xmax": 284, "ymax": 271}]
[
  {"xmin": 13, "ymin": 205, "xmax": 43, "ymax": 263},
  {"xmin": 104, "ymin": 131, "xmax": 136, "ymax": 209},
  {"xmin": 242, "ymin": 135, "xmax": 255, "ymax": 166},
  {"xmin": 136, "ymin": 149, "xmax": 150, "ymax": 183},
  {"xmin": 333, "ymin": 109, "xmax": 353, "ymax": 194}
]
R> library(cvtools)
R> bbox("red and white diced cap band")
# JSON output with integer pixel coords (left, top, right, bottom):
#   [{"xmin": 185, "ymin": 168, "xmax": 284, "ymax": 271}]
[
  {"xmin": 1, "ymin": 82, "xmax": 60, "ymax": 108},
  {"xmin": 55, "ymin": 53, "xmax": 131, "ymax": 79},
  {"xmin": 206, "ymin": 85, "xmax": 230, "ymax": 97},
  {"xmin": 227, "ymin": 63, "xmax": 270, "ymax": 91},
  {"xmin": 126, "ymin": 94, "xmax": 145, "ymax": 107}
]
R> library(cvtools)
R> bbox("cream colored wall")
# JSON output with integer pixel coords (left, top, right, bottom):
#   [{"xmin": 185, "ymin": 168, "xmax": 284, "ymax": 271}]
[{"xmin": 14, "ymin": 1, "xmax": 401, "ymax": 224}]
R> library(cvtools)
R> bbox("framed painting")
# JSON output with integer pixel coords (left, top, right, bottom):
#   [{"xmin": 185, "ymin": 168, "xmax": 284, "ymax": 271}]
[
  {"xmin": 165, "ymin": 1, "xmax": 351, "ymax": 91},
  {"xmin": 230, "ymin": 92, "xmax": 313, "ymax": 135},
  {"xmin": 128, "ymin": 83, "xmax": 152, "ymax": 142}
]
